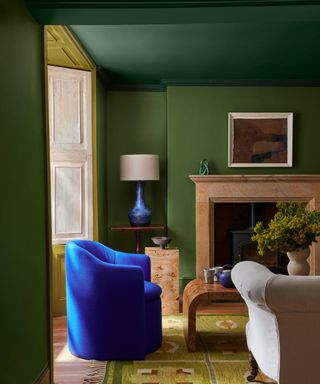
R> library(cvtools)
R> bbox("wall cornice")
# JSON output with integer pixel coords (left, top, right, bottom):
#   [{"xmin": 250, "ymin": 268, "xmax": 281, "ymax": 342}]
[
  {"xmin": 26, "ymin": 0, "xmax": 320, "ymax": 24},
  {"xmin": 27, "ymin": 0, "xmax": 320, "ymax": 9}
]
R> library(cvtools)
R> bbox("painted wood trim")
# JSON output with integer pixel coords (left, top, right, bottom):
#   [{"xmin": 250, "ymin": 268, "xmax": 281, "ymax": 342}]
[
  {"xmin": 107, "ymin": 79, "xmax": 320, "ymax": 89},
  {"xmin": 63, "ymin": 27, "xmax": 95, "ymax": 69},
  {"xmin": 47, "ymin": 26, "xmax": 94, "ymax": 71},
  {"xmin": 163, "ymin": 79, "xmax": 320, "ymax": 86},
  {"xmin": 62, "ymin": 27, "xmax": 99, "ymax": 241},
  {"xmin": 48, "ymin": 66, "xmax": 93, "ymax": 244},
  {"xmin": 27, "ymin": 0, "xmax": 320, "ymax": 9},
  {"xmin": 92, "ymin": 67, "xmax": 99, "ymax": 241},
  {"xmin": 43, "ymin": 27, "xmax": 54, "ymax": 384},
  {"xmin": 27, "ymin": 2, "xmax": 320, "ymax": 24},
  {"xmin": 32, "ymin": 364, "xmax": 50, "ymax": 384},
  {"xmin": 52, "ymin": 244, "xmax": 67, "ymax": 317}
]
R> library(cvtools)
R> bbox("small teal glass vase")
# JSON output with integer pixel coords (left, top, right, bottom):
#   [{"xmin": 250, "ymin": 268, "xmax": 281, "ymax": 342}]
[{"xmin": 128, "ymin": 181, "xmax": 151, "ymax": 227}]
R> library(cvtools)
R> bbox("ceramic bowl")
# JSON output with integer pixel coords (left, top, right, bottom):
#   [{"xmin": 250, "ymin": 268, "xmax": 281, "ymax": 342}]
[{"xmin": 151, "ymin": 236, "xmax": 171, "ymax": 249}]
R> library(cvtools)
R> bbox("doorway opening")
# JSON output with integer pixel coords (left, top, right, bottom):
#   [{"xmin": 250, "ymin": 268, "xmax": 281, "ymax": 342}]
[{"xmin": 45, "ymin": 25, "xmax": 98, "ymax": 383}]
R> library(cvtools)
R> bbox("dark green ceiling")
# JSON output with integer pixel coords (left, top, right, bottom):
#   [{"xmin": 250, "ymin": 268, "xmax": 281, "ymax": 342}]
[
  {"xmin": 70, "ymin": 22, "xmax": 320, "ymax": 85},
  {"xmin": 26, "ymin": 0, "xmax": 320, "ymax": 85}
]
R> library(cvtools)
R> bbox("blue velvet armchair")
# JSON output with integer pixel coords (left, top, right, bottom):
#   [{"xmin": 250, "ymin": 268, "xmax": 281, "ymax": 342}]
[{"xmin": 65, "ymin": 240, "xmax": 162, "ymax": 360}]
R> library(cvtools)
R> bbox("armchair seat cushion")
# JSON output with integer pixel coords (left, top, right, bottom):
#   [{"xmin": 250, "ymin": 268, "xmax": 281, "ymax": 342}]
[{"xmin": 144, "ymin": 281, "xmax": 162, "ymax": 302}]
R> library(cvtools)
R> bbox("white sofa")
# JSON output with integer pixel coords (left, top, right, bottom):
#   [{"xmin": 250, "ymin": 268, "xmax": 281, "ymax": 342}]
[{"xmin": 231, "ymin": 261, "xmax": 320, "ymax": 384}]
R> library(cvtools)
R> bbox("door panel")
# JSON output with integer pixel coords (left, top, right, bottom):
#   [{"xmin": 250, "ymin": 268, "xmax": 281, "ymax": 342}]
[
  {"xmin": 48, "ymin": 66, "xmax": 93, "ymax": 245},
  {"xmin": 49, "ymin": 67, "xmax": 91, "ymax": 151},
  {"xmin": 54, "ymin": 165, "xmax": 82, "ymax": 235},
  {"xmin": 48, "ymin": 66, "xmax": 93, "ymax": 315},
  {"xmin": 51, "ymin": 77, "xmax": 82, "ymax": 145},
  {"xmin": 51, "ymin": 160, "xmax": 93, "ymax": 243},
  {"xmin": 52, "ymin": 245, "xmax": 66, "ymax": 317}
]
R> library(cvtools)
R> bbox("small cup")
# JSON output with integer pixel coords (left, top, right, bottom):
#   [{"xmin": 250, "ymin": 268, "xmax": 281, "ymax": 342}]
[
  {"xmin": 214, "ymin": 266, "xmax": 223, "ymax": 282},
  {"xmin": 203, "ymin": 268, "xmax": 214, "ymax": 284},
  {"xmin": 209, "ymin": 267, "xmax": 219, "ymax": 282}
]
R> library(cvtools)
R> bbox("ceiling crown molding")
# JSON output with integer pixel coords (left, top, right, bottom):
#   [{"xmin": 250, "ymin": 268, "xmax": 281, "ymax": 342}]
[
  {"xmin": 26, "ymin": 0, "xmax": 320, "ymax": 24},
  {"xmin": 27, "ymin": 0, "xmax": 320, "ymax": 8}
]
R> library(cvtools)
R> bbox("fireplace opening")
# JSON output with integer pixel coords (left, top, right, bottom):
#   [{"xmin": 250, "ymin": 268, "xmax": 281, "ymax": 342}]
[{"xmin": 213, "ymin": 202, "xmax": 288, "ymax": 274}]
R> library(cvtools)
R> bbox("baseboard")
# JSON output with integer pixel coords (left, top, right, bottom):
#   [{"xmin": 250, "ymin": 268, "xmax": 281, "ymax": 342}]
[{"xmin": 33, "ymin": 364, "xmax": 50, "ymax": 384}]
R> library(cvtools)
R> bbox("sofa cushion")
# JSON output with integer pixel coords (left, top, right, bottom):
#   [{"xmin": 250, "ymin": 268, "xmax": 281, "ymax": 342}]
[{"xmin": 144, "ymin": 281, "xmax": 162, "ymax": 302}]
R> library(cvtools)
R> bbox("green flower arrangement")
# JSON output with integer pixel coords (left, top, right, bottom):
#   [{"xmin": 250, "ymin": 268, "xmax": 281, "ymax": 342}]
[{"xmin": 252, "ymin": 202, "xmax": 320, "ymax": 255}]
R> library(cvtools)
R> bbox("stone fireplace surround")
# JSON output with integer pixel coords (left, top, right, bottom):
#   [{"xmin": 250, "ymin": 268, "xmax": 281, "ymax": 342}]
[{"xmin": 190, "ymin": 175, "xmax": 320, "ymax": 278}]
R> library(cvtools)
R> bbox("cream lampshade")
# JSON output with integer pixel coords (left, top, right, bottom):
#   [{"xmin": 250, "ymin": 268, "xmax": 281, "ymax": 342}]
[
  {"xmin": 120, "ymin": 154, "xmax": 159, "ymax": 181},
  {"xmin": 120, "ymin": 154, "xmax": 160, "ymax": 226}
]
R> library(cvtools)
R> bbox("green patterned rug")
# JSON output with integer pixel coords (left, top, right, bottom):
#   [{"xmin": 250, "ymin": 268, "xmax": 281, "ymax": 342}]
[{"xmin": 83, "ymin": 314, "xmax": 276, "ymax": 384}]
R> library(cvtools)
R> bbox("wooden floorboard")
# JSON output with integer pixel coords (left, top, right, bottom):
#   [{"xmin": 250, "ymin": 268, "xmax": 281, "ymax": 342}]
[
  {"xmin": 53, "ymin": 302, "xmax": 247, "ymax": 383},
  {"xmin": 53, "ymin": 317, "xmax": 89, "ymax": 384}
]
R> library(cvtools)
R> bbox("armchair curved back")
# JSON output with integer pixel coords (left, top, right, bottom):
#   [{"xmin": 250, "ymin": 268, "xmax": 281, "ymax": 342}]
[
  {"xmin": 232, "ymin": 261, "xmax": 320, "ymax": 383},
  {"xmin": 65, "ymin": 240, "xmax": 161, "ymax": 360}
]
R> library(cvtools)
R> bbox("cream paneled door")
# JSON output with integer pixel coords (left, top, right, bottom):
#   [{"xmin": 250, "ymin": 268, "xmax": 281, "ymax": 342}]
[{"xmin": 48, "ymin": 66, "xmax": 93, "ymax": 315}]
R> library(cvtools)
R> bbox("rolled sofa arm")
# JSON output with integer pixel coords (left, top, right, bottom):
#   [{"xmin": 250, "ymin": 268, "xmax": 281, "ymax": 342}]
[
  {"xmin": 265, "ymin": 273, "xmax": 320, "ymax": 313},
  {"xmin": 232, "ymin": 261, "xmax": 320, "ymax": 313},
  {"xmin": 231, "ymin": 261, "xmax": 275, "ymax": 307}
]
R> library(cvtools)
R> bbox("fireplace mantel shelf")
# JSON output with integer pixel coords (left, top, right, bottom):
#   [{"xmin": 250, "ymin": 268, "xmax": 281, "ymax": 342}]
[
  {"xmin": 190, "ymin": 174, "xmax": 320, "ymax": 183},
  {"xmin": 190, "ymin": 173, "xmax": 320, "ymax": 278}
]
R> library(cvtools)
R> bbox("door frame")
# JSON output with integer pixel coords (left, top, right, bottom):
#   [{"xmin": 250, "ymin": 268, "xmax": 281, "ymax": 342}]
[{"xmin": 44, "ymin": 25, "xmax": 98, "ymax": 383}]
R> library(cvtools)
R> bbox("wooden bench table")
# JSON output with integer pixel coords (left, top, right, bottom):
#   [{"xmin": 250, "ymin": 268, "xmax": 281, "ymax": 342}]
[{"xmin": 183, "ymin": 278, "xmax": 242, "ymax": 352}]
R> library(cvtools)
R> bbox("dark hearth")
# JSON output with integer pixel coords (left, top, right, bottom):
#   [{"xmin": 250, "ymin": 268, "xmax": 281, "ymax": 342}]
[
  {"xmin": 231, "ymin": 229, "xmax": 287, "ymax": 273},
  {"xmin": 231, "ymin": 203, "xmax": 287, "ymax": 273},
  {"xmin": 213, "ymin": 202, "xmax": 288, "ymax": 274}
]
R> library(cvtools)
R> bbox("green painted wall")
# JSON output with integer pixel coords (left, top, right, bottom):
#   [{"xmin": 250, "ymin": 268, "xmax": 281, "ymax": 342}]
[
  {"xmin": 106, "ymin": 91, "xmax": 167, "ymax": 252},
  {"xmin": 0, "ymin": 0, "xmax": 49, "ymax": 382},
  {"xmin": 105, "ymin": 86, "xmax": 320, "ymax": 288},
  {"xmin": 167, "ymin": 86, "xmax": 320, "ymax": 284},
  {"xmin": 96, "ymin": 76, "xmax": 108, "ymax": 244}
]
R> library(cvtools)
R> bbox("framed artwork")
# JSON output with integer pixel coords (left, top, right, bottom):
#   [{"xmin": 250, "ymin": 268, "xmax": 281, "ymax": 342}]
[{"xmin": 228, "ymin": 112, "xmax": 293, "ymax": 167}]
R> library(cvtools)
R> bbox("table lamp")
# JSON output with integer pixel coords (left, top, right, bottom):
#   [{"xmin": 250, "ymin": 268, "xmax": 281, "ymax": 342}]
[{"xmin": 120, "ymin": 154, "xmax": 159, "ymax": 227}]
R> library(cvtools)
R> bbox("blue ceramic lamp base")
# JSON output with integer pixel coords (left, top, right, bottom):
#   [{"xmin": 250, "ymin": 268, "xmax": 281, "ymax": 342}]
[{"xmin": 128, "ymin": 181, "xmax": 151, "ymax": 227}]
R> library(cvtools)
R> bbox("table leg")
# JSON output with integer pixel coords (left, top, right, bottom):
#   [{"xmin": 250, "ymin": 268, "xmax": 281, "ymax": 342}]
[
  {"xmin": 183, "ymin": 279, "xmax": 242, "ymax": 353},
  {"xmin": 184, "ymin": 304, "xmax": 198, "ymax": 352},
  {"xmin": 135, "ymin": 231, "xmax": 142, "ymax": 253},
  {"xmin": 183, "ymin": 280, "xmax": 208, "ymax": 352}
]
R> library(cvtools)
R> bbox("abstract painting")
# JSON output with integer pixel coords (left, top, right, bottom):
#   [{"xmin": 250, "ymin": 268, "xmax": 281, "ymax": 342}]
[{"xmin": 228, "ymin": 112, "xmax": 293, "ymax": 167}]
